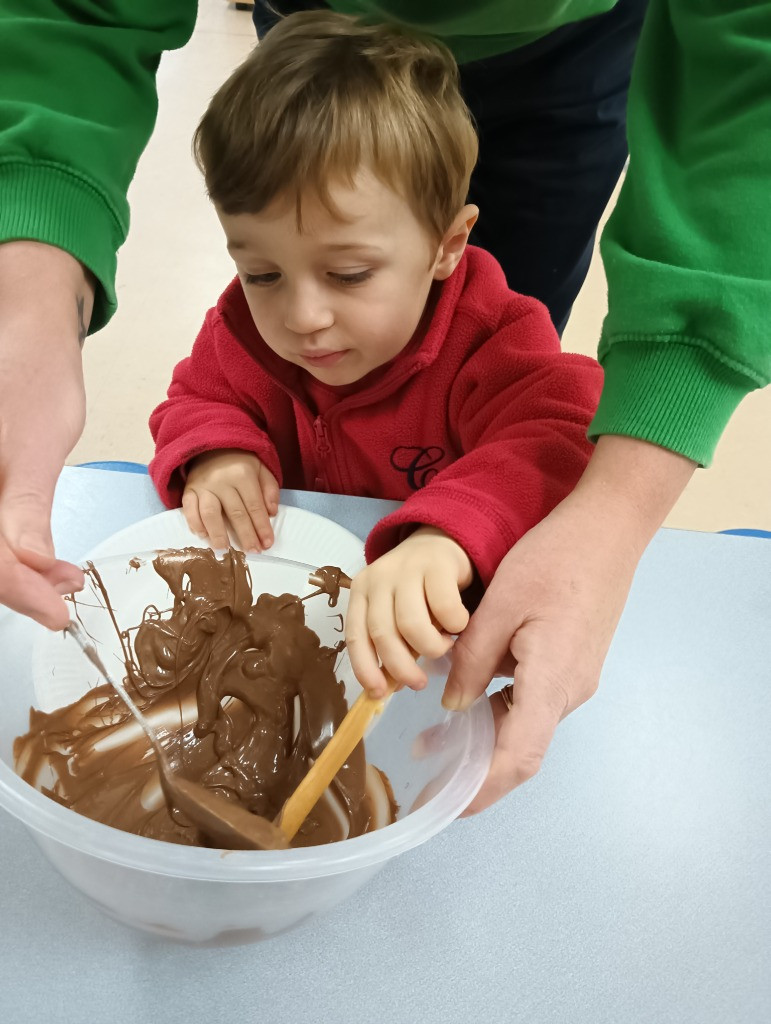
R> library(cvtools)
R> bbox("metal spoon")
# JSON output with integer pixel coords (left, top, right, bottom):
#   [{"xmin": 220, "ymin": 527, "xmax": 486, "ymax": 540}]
[{"xmin": 64, "ymin": 621, "xmax": 288, "ymax": 850}]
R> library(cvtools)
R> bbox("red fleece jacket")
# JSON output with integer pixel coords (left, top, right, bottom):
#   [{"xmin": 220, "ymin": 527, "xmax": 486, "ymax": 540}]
[{"xmin": 150, "ymin": 247, "xmax": 603, "ymax": 585}]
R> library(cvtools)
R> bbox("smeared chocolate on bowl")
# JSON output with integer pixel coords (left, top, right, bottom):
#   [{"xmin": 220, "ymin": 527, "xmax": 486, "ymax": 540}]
[{"xmin": 14, "ymin": 548, "xmax": 396, "ymax": 849}]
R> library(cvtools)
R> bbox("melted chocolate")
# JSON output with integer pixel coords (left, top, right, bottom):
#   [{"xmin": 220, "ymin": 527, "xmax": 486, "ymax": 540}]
[
  {"xmin": 14, "ymin": 548, "xmax": 396, "ymax": 849},
  {"xmin": 307, "ymin": 566, "xmax": 352, "ymax": 607}
]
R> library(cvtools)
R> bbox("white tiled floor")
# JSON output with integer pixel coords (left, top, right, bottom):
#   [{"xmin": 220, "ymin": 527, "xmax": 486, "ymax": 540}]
[{"xmin": 70, "ymin": 1, "xmax": 771, "ymax": 533}]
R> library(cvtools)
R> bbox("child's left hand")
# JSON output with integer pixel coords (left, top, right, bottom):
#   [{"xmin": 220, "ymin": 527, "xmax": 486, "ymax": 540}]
[{"xmin": 346, "ymin": 527, "xmax": 473, "ymax": 697}]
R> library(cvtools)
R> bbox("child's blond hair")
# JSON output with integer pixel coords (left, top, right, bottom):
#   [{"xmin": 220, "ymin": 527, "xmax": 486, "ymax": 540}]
[{"xmin": 193, "ymin": 10, "xmax": 478, "ymax": 241}]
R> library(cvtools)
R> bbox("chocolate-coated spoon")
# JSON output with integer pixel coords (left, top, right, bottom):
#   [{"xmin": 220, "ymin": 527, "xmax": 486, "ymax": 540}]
[{"xmin": 65, "ymin": 621, "xmax": 289, "ymax": 850}]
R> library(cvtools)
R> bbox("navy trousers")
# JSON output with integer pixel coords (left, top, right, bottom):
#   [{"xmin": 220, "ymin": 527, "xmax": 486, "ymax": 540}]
[{"xmin": 252, "ymin": 0, "xmax": 648, "ymax": 334}]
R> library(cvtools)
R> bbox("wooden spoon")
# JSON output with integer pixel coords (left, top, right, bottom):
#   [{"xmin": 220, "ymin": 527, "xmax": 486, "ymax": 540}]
[
  {"xmin": 276, "ymin": 569, "xmax": 407, "ymax": 840},
  {"xmin": 276, "ymin": 675, "xmax": 396, "ymax": 841}
]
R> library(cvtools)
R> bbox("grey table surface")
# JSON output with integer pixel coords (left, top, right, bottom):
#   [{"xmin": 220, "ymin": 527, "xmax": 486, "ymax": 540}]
[{"xmin": 0, "ymin": 466, "xmax": 769, "ymax": 1024}]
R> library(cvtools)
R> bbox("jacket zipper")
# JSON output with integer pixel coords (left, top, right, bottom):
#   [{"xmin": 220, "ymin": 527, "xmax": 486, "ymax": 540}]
[{"xmin": 313, "ymin": 416, "xmax": 332, "ymax": 491}]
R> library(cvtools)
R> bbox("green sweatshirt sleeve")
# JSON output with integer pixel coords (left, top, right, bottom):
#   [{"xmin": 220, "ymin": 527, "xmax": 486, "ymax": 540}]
[
  {"xmin": 0, "ymin": 1, "xmax": 197, "ymax": 332},
  {"xmin": 592, "ymin": 0, "xmax": 771, "ymax": 466}
]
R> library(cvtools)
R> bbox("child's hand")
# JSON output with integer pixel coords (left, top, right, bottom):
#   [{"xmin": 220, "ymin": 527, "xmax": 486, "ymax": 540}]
[
  {"xmin": 346, "ymin": 527, "xmax": 473, "ymax": 697},
  {"xmin": 182, "ymin": 449, "xmax": 279, "ymax": 551}
]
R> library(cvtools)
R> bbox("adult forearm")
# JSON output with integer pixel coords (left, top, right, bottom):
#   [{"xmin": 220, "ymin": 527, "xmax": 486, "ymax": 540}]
[
  {"xmin": 573, "ymin": 435, "xmax": 696, "ymax": 550},
  {"xmin": 0, "ymin": 241, "xmax": 94, "ymax": 344},
  {"xmin": 0, "ymin": 241, "xmax": 92, "ymax": 522},
  {"xmin": 0, "ymin": 241, "xmax": 93, "ymax": 625}
]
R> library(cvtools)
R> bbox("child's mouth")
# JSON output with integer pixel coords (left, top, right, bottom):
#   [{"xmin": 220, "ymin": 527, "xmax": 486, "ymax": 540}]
[{"xmin": 302, "ymin": 350, "xmax": 348, "ymax": 368}]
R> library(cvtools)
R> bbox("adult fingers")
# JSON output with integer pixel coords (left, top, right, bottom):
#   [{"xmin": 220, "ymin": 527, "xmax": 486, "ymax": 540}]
[
  {"xmin": 0, "ymin": 455, "xmax": 59, "ymax": 562},
  {"xmin": 15, "ymin": 547, "xmax": 84, "ymax": 592},
  {"xmin": 461, "ymin": 667, "xmax": 568, "ymax": 815},
  {"xmin": 442, "ymin": 581, "xmax": 521, "ymax": 711},
  {"xmin": 0, "ymin": 539, "xmax": 73, "ymax": 629},
  {"xmin": 0, "ymin": 463, "xmax": 80, "ymax": 628}
]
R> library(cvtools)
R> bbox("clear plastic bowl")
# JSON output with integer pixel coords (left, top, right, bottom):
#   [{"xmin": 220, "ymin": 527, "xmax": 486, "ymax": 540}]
[{"xmin": 0, "ymin": 550, "xmax": 494, "ymax": 945}]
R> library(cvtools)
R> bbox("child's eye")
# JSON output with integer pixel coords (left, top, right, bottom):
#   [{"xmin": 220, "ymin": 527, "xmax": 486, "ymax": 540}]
[
  {"xmin": 244, "ymin": 272, "xmax": 280, "ymax": 287},
  {"xmin": 328, "ymin": 270, "xmax": 374, "ymax": 286}
]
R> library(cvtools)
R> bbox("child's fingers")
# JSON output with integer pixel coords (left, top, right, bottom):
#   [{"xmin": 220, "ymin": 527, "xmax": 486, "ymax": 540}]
[
  {"xmin": 366, "ymin": 585, "xmax": 427, "ymax": 691},
  {"xmin": 345, "ymin": 586, "xmax": 388, "ymax": 697},
  {"xmin": 218, "ymin": 485, "xmax": 264, "ymax": 551},
  {"xmin": 181, "ymin": 489, "xmax": 207, "ymax": 539},
  {"xmin": 258, "ymin": 465, "xmax": 280, "ymax": 517},
  {"xmin": 394, "ymin": 575, "xmax": 454, "ymax": 660},
  {"xmin": 196, "ymin": 490, "xmax": 231, "ymax": 550},
  {"xmin": 240, "ymin": 477, "xmax": 274, "ymax": 549},
  {"xmin": 425, "ymin": 566, "xmax": 470, "ymax": 636}
]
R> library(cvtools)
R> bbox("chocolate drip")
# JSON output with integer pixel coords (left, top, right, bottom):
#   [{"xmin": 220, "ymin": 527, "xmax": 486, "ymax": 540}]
[
  {"xmin": 14, "ymin": 548, "xmax": 396, "ymax": 848},
  {"xmin": 307, "ymin": 566, "xmax": 352, "ymax": 607}
]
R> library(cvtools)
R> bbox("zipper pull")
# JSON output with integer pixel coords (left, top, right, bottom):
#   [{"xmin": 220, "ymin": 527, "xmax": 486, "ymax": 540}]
[
  {"xmin": 312, "ymin": 416, "xmax": 331, "ymax": 492},
  {"xmin": 313, "ymin": 416, "xmax": 331, "ymax": 455}
]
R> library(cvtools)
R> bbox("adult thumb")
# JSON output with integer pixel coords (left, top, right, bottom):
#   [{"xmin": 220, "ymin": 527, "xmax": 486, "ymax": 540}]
[
  {"xmin": 0, "ymin": 462, "xmax": 57, "ymax": 562},
  {"xmin": 442, "ymin": 587, "xmax": 521, "ymax": 712}
]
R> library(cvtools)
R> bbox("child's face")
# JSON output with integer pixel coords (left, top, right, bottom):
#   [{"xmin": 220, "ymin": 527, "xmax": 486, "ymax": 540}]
[{"xmin": 217, "ymin": 169, "xmax": 470, "ymax": 386}]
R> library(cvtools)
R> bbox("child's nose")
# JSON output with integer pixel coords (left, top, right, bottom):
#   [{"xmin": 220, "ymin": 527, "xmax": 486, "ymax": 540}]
[{"xmin": 284, "ymin": 284, "xmax": 334, "ymax": 335}]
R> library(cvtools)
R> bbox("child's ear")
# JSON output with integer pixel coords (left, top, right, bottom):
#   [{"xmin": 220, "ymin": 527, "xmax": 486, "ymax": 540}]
[{"xmin": 433, "ymin": 205, "xmax": 479, "ymax": 280}]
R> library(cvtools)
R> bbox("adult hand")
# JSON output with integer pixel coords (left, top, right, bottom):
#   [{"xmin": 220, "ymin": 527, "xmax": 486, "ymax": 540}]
[
  {"xmin": 0, "ymin": 242, "xmax": 91, "ymax": 628},
  {"xmin": 183, "ymin": 449, "xmax": 280, "ymax": 551},
  {"xmin": 443, "ymin": 436, "xmax": 696, "ymax": 814},
  {"xmin": 346, "ymin": 526, "xmax": 473, "ymax": 696}
]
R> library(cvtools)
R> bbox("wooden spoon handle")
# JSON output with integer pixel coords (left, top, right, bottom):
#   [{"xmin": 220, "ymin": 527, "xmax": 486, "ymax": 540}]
[{"xmin": 277, "ymin": 681, "xmax": 395, "ymax": 842}]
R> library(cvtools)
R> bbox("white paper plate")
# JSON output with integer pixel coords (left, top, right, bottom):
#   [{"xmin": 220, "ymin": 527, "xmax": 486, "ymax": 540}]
[
  {"xmin": 33, "ymin": 505, "xmax": 365, "ymax": 714},
  {"xmin": 83, "ymin": 506, "xmax": 365, "ymax": 572}
]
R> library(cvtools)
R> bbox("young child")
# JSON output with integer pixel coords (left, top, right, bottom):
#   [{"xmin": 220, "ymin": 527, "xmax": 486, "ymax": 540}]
[{"xmin": 149, "ymin": 11, "xmax": 603, "ymax": 699}]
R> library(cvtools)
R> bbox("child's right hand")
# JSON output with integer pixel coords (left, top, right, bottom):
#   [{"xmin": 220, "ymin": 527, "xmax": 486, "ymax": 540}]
[{"xmin": 182, "ymin": 449, "xmax": 279, "ymax": 551}]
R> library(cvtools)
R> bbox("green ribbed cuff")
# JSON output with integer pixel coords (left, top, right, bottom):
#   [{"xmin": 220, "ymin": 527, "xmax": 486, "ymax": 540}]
[
  {"xmin": 590, "ymin": 339, "xmax": 754, "ymax": 467},
  {"xmin": 0, "ymin": 160, "xmax": 123, "ymax": 333}
]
